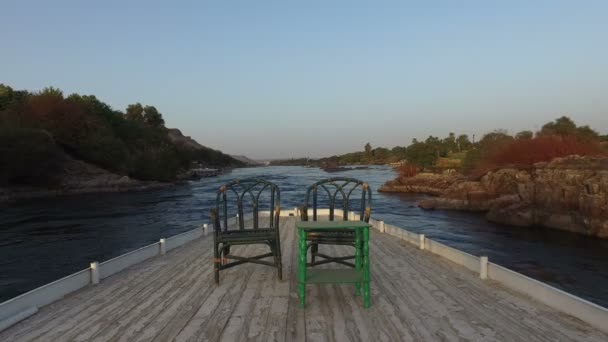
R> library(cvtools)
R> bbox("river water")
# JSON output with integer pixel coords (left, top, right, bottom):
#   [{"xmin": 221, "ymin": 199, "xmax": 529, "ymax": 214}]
[{"xmin": 1, "ymin": 166, "xmax": 607, "ymax": 307}]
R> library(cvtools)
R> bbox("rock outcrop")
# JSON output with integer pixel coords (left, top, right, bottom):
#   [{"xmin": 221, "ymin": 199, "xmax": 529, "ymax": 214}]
[
  {"xmin": 414, "ymin": 156, "xmax": 608, "ymax": 238},
  {"xmin": 167, "ymin": 128, "xmax": 206, "ymax": 150},
  {"xmin": 379, "ymin": 172, "xmax": 464, "ymax": 196}
]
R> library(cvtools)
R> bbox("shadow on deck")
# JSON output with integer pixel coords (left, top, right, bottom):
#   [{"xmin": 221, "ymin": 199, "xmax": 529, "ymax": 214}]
[{"xmin": 1, "ymin": 217, "xmax": 607, "ymax": 341}]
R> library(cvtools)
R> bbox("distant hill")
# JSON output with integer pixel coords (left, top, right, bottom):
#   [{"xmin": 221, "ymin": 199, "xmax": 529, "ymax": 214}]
[
  {"xmin": 167, "ymin": 129, "xmax": 244, "ymax": 167},
  {"xmin": 230, "ymin": 155, "xmax": 264, "ymax": 166},
  {"xmin": 167, "ymin": 128, "xmax": 205, "ymax": 150}
]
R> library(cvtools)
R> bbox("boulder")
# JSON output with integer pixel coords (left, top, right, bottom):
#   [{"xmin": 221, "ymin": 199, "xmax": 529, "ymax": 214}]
[
  {"xmin": 379, "ymin": 172, "xmax": 463, "ymax": 195},
  {"xmin": 418, "ymin": 199, "xmax": 436, "ymax": 210}
]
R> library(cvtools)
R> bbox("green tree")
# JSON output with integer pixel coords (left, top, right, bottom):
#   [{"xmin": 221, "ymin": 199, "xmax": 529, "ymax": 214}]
[
  {"xmin": 575, "ymin": 125, "xmax": 599, "ymax": 141},
  {"xmin": 143, "ymin": 105, "xmax": 165, "ymax": 127},
  {"xmin": 126, "ymin": 103, "xmax": 144, "ymax": 121},
  {"xmin": 539, "ymin": 116, "xmax": 577, "ymax": 136},
  {"xmin": 390, "ymin": 146, "xmax": 407, "ymax": 161},
  {"xmin": 538, "ymin": 116, "xmax": 598, "ymax": 140},
  {"xmin": 39, "ymin": 86, "xmax": 64, "ymax": 99},
  {"xmin": 0, "ymin": 126, "xmax": 65, "ymax": 186},
  {"xmin": 515, "ymin": 130, "xmax": 533, "ymax": 140},
  {"xmin": 364, "ymin": 142, "xmax": 372, "ymax": 163},
  {"xmin": 0, "ymin": 84, "xmax": 14, "ymax": 111},
  {"xmin": 456, "ymin": 134, "xmax": 472, "ymax": 152},
  {"xmin": 443, "ymin": 132, "xmax": 457, "ymax": 153},
  {"xmin": 425, "ymin": 136, "xmax": 446, "ymax": 158},
  {"xmin": 479, "ymin": 130, "xmax": 513, "ymax": 149},
  {"xmin": 373, "ymin": 147, "xmax": 390, "ymax": 164},
  {"xmin": 405, "ymin": 140, "xmax": 438, "ymax": 168}
]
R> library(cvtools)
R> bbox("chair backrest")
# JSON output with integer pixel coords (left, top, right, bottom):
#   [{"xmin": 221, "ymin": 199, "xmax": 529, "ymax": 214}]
[
  {"xmin": 301, "ymin": 177, "xmax": 372, "ymax": 222},
  {"xmin": 210, "ymin": 178, "xmax": 280, "ymax": 233}
]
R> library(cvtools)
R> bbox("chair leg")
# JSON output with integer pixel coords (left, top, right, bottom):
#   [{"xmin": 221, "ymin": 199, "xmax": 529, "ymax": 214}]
[
  {"xmin": 311, "ymin": 243, "xmax": 318, "ymax": 265},
  {"xmin": 214, "ymin": 242, "xmax": 220, "ymax": 285},
  {"xmin": 269, "ymin": 242, "xmax": 277, "ymax": 268},
  {"xmin": 275, "ymin": 238, "xmax": 283, "ymax": 280}
]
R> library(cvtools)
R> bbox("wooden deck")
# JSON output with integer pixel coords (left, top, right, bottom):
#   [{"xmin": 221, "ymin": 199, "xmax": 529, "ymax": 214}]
[{"xmin": 1, "ymin": 217, "xmax": 607, "ymax": 341}]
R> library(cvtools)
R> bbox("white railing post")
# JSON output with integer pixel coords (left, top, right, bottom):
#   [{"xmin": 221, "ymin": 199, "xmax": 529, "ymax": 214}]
[
  {"xmin": 90, "ymin": 262, "xmax": 99, "ymax": 285},
  {"xmin": 159, "ymin": 238, "xmax": 166, "ymax": 255},
  {"xmin": 294, "ymin": 207, "xmax": 298, "ymax": 216},
  {"xmin": 419, "ymin": 234, "xmax": 425, "ymax": 250},
  {"xmin": 379, "ymin": 220, "xmax": 385, "ymax": 233},
  {"xmin": 480, "ymin": 256, "xmax": 488, "ymax": 279},
  {"xmin": 203, "ymin": 223, "xmax": 209, "ymax": 236}
]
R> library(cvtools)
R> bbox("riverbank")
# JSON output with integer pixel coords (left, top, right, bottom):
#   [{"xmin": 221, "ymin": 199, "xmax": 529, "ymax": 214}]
[
  {"xmin": 380, "ymin": 155, "xmax": 608, "ymax": 238},
  {"xmin": 0, "ymin": 155, "xmax": 178, "ymax": 204}
]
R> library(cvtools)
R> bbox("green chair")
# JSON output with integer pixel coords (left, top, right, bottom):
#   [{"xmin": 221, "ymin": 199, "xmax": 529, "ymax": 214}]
[
  {"xmin": 210, "ymin": 178, "xmax": 282, "ymax": 284},
  {"xmin": 300, "ymin": 177, "xmax": 372, "ymax": 267}
]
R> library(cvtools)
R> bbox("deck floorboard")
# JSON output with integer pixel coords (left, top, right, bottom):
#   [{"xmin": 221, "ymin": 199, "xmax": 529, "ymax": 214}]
[{"xmin": 1, "ymin": 216, "xmax": 607, "ymax": 342}]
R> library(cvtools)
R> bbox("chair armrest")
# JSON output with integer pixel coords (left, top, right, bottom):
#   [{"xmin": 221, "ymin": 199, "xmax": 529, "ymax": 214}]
[
  {"xmin": 299, "ymin": 206, "xmax": 308, "ymax": 221},
  {"xmin": 210, "ymin": 208, "xmax": 221, "ymax": 235}
]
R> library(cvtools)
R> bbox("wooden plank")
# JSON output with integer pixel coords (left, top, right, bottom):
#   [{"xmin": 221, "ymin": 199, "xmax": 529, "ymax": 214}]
[
  {"xmin": 83, "ymin": 244, "xmax": 214, "ymax": 341},
  {"xmin": 284, "ymin": 218, "xmax": 307, "ymax": 342},
  {"xmin": 260, "ymin": 218, "xmax": 294, "ymax": 342},
  {"xmin": 306, "ymin": 269, "xmax": 361, "ymax": 284},
  {"xmin": 73, "ymin": 238, "xmax": 215, "ymax": 341}
]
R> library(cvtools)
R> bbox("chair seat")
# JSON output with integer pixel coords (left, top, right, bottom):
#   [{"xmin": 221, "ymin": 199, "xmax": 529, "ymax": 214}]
[{"xmin": 218, "ymin": 228, "xmax": 277, "ymax": 243}]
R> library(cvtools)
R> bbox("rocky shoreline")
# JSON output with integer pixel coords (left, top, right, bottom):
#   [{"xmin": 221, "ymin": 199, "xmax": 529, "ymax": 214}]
[
  {"xmin": 380, "ymin": 155, "xmax": 608, "ymax": 238},
  {"xmin": 0, "ymin": 156, "xmax": 174, "ymax": 204}
]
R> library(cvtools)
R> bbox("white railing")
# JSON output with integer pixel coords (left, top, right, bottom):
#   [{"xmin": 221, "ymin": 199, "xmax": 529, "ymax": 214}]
[
  {"xmin": 364, "ymin": 214, "xmax": 608, "ymax": 334},
  {"xmin": 0, "ymin": 223, "xmax": 212, "ymax": 332}
]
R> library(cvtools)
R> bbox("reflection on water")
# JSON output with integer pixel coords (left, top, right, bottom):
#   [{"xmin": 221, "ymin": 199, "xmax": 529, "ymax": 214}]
[{"xmin": 1, "ymin": 166, "xmax": 607, "ymax": 307}]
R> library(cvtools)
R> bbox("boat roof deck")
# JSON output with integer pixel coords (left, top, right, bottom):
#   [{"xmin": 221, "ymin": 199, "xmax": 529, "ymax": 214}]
[{"xmin": 2, "ymin": 216, "xmax": 607, "ymax": 342}]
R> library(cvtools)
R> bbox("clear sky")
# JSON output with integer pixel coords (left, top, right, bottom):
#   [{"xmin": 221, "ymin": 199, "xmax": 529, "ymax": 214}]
[{"xmin": 2, "ymin": 1, "xmax": 607, "ymax": 159}]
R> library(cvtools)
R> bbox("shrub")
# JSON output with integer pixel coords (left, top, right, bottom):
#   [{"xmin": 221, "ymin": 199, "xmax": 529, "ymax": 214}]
[
  {"xmin": 0, "ymin": 126, "xmax": 64, "ymax": 186},
  {"xmin": 77, "ymin": 134, "xmax": 130, "ymax": 173},
  {"xmin": 397, "ymin": 163, "xmax": 418, "ymax": 180},
  {"xmin": 129, "ymin": 147, "xmax": 181, "ymax": 181},
  {"xmin": 473, "ymin": 135, "xmax": 605, "ymax": 175}
]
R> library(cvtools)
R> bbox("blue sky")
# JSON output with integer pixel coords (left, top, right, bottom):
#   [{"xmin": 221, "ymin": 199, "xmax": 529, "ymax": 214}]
[{"xmin": 2, "ymin": 1, "xmax": 607, "ymax": 159}]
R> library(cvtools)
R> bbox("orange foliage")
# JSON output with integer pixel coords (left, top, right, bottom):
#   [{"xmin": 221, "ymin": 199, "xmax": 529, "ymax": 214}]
[
  {"xmin": 397, "ymin": 163, "xmax": 418, "ymax": 179},
  {"xmin": 475, "ymin": 135, "xmax": 605, "ymax": 174},
  {"xmin": 20, "ymin": 93, "xmax": 103, "ymax": 148}
]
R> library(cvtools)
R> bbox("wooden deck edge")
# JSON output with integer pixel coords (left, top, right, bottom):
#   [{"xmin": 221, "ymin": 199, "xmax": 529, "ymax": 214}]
[
  {"xmin": 365, "ymin": 215, "xmax": 608, "ymax": 334},
  {"xmin": 0, "ymin": 224, "xmax": 211, "ymax": 333}
]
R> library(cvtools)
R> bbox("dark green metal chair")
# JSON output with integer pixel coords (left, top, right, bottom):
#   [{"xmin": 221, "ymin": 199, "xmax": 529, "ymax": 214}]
[
  {"xmin": 299, "ymin": 177, "xmax": 372, "ymax": 267},
  {"xmin": 210, "ymin": 178, "xmax": 282, "ymax": 285}
]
